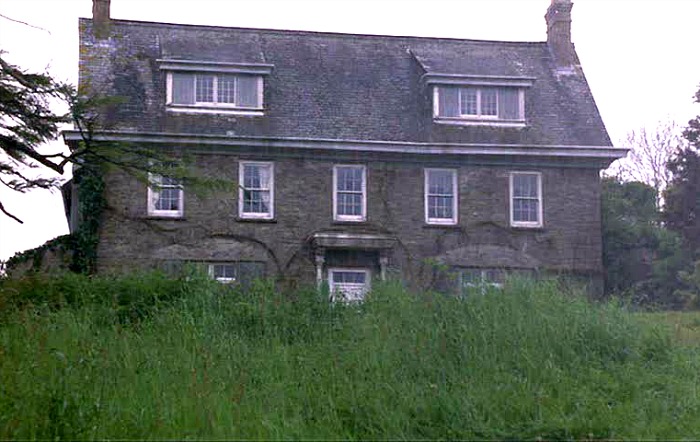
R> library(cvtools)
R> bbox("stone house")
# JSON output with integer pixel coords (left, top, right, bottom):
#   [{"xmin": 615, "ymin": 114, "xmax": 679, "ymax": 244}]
[{"xmin": 62, "ymin": 0, "xmax": 625, "ymax": 298}]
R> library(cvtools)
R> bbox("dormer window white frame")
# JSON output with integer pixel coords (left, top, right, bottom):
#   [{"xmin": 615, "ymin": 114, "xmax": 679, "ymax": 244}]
[
  {"xmin": 159, "ymin": 59, "xmax": 273, "ymax": 116},
  {"xmin": 426, "ymin": 74, "xmax": 533, "ymax": 127}
]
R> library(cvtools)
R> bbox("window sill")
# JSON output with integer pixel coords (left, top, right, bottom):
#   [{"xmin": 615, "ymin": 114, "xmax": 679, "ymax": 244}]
[
  {"xmin": 423, "ymin": 223, "xmax": 461, "ymax": 230},
  {"xmin": 146, "ymin": 215, "xmax": 186, "ymax": 221},
  {"xmin": 433, "ymin": 117, "xmax": 527, "ymax": 128},
  {"xmin": 332, "ymin": 220, "xmax": 368, "ymax": 226},
  {"xmin": 511, "ymin": 224, "xmax": 545, "ymax": 231},
  {"xmin": 236, "ymin": 217, "xmax": 277, "ymax": 223},
  {"xmin": 167, "ymin": 106, "xmax": 264, "ymax": 117}
]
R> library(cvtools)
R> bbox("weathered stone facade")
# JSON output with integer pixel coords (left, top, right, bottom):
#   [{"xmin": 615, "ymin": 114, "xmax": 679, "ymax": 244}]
[
  {"xmin": 96, "ymin": 151, "xmax": 605, "ymax": 292},
  {"xmin": 63, "ymin": 0, "xmax": 626, "ymax": 294}
]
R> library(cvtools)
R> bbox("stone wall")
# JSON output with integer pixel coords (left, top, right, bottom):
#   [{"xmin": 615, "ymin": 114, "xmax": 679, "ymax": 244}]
[{"xmin": 94, "ymin": 149, "xmax": 604, "ymax": 292}]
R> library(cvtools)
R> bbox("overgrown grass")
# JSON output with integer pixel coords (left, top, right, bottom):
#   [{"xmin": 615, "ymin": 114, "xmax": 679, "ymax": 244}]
[
  {"xmin": 1, "ymin": 273, "xmax": 699, "ymax": 439},
  {"xmin": 640, "ymin": 310, "xmax": 700, "ymax": 347}
]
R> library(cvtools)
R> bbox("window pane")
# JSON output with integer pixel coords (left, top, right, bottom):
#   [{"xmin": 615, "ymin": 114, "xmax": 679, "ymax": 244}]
[
  {"xmin": 337, "ymin": 192, "xmax": 362, "ymax": 216},
  {"xmin": 481, "ymin": 88, "xmax": 498, "ymax": 116},
  {"xmin": 172, "ymin": 73, "xmax": 195, "ymax": 105},
  {"xmin": 428, "ymin": 170, "xmax": 454, "ymax": 195},
  {"xmin": 212, "ymin": 264, "xmax": 237, "ymax": 279},
  {"xmin": 337, "ymin": 167, "xmax": 363, "ymax": 192},
  {"xmin": 499, "ymin": 87, "xmax": 520, "ymax": 120},
  {"xmin": 195, "ymin": 74, "xmax": 215, "ymax": 102},
  {"xmin": 236, "ymin": 75, "xmax": 260, "ymax": 108},
  {"xmin": 460, "ymin": 88, "xmax": 478, "ymax": 115},
  {"xmin": 438, "ymin": 86, "xmax": 460, "ymax": 117},
  {"xmin": 513, "ymin": 174, "xmax": 538, "ymax": 198},
  {"xmin": 429, "ymin": 195, "xmax": 454, "ymax": 219},
  {"xmin": 218, "ymin": 75, "xmax": 236, "ymax": 104}
]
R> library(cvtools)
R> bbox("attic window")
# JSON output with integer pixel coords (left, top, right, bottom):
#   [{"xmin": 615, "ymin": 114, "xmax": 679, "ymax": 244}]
[
  {"xmin": 434, "ymin": 85, "xmax": 524, "ymax": 125},
  {"xmin": 167, "ymin": 72, "xmax": 263, "ymax": 114}
]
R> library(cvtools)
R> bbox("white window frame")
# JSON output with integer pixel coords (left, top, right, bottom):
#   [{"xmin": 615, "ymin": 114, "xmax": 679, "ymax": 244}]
[
  {"xmin": 208, "ymin": 263, "xmax": 237, "ymax": 284},
  {"xmin": 147, "ymin": 172, "xmax": 184, "ymax": 218},
  {"xmin": 459, "ymin": 87, "xmax": 498, "ymax": 119},
  {"xmin": 166, "ymin": 72, "xmax": 264, "ymax": 114},
  {"xmin": 424, "ymin": 168, "xmax": 458, "ymax": 225},
  {"xmin": 333, "ymin": 165, "xmax": 367, "ymax": 222},
  {"xmin": 239, "ymin": 161, "xmax": 275, "ymax": 220},
  {"xmin": 328, "ymin": 268, "xmax": 371, "ymax": 302},
  {"xmin": 509, "ymin": 171, "xmax": 543, "ymax": 228}
]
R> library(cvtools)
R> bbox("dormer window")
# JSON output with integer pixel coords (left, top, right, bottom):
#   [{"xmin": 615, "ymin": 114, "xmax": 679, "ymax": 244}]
[
  {"xmin": 159, "ymin": 59, "xmax": 273, "ymax": 116},
  {"xmin": 170, "ymin": 72, "xmax": 262, "ymax": 109},
  {"xmin": 423, "ymin": 74, "xmax": 533, "ymax": 127},
  {"xmin": 434, "ymin": 86, "xmax": 524, "ymax": 124}
]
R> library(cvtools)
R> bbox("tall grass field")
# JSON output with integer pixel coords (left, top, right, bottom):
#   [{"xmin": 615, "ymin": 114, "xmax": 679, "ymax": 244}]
[{"xmin": 1, "ymin": 272, "xmax": 699, "ymax": 439}]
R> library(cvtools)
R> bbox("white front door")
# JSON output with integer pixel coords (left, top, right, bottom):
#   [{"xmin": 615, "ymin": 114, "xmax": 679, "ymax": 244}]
[{"xmin": 329, "ymin": 268, "xmax": 371, "ymax": 302}]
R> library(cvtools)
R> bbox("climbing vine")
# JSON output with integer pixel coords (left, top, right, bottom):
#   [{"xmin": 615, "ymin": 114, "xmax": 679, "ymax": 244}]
[
  {"xmin": 5, "ymin": 163, "xmax": 106, "ymax": 275},
  {"xmin": 69, "ymin": 163, "xmax": 106, "ymax": 273}
]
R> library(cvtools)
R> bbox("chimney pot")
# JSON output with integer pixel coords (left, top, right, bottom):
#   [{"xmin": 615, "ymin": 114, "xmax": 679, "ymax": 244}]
[{"xmin": 92, "ymin": 0, "xmax": 111, "ymax": 39}]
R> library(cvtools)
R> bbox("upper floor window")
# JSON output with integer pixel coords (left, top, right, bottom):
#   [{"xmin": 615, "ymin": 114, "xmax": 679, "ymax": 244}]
[
  {"xmin": 333, "ymin": 165, "xmax": 366, "ymax": 222},
  {"xmin": 239, "ymin": 162, "xmax": 274, "ymax": 219},
  {"xmin": 510, "ymin": 172, "xmax": 543, "ymax": 228},
  {"xmin": 425, "ymin": 168, "xmax": 458, "ymax": 225},
  {"xmin": 147, "ymin": 172, "xmax": 184, "ymax": 218},
  {"xmin": 434, "ymin": 86, "xmax": 525, "ymax": 124},
  {"xmin": 167, "ymin": 72, "xmax": 263, "ymax": 113}
]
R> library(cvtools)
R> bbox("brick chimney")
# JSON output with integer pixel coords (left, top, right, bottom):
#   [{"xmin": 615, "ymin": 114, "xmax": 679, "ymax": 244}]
[
  {"xmin": 92, "ymin": 0, "xmax": 111, "ymax": 39},
  {"xmin": 545, "ymin": 0, "xmax": 574, "ymax": 67}
]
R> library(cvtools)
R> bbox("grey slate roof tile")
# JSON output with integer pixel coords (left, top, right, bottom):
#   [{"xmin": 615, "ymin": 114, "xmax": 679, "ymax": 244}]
[{"xmin": 79, "ymin": 19, "xmax": 612, "ymax": 147}]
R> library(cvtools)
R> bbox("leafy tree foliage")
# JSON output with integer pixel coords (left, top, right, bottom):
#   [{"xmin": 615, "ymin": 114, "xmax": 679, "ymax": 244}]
[
  {"xmin": 0, "ymin": 53, "xmax": 73, "ymax": 222},
  {"xmin": 663, "ymin": 117, "xmax": 700, "ymax": 253},
  {"xmin": 602, "ymin": 177, "xmax": 689, "ymax": 306},
  {"xmin": 0, "ymin": 54, "xmax": 229, "ymax": 226}
]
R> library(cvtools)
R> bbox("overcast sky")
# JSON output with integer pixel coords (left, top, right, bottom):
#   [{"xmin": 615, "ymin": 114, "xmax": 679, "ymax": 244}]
[{"xmin": 0, "ymin": 0, "xmax": 699, "ymax": 262}]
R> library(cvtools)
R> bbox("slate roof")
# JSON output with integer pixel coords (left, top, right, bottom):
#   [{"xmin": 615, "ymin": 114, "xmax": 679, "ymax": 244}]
[{"xmin": 79, "ymin": 18, "xmax": 612, "ymax": 147}]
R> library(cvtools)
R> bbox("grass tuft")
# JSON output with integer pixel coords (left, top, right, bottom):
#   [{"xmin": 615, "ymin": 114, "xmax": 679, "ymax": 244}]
[{"xmin": 1, "ymin": 274, "xmax": 698, "ymax": 439}]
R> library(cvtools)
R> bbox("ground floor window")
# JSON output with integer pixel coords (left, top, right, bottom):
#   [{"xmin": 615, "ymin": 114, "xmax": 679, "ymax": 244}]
[
  {"xmin": 459, "ymin": 268, "xmax": 506, "ymax": 295},
  {"xmin": 328, "ymin": 268, "xmax": 371, "ymax": 302},
  {"xmin": 207, "ymin": 261, "xmax": 265, "ymax": 284}
]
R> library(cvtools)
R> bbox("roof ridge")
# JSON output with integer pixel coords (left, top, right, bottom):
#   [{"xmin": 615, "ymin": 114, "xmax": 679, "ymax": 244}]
[{"xmin": 78, "ymin": 17, "xmax": 548, "ymax": 46}]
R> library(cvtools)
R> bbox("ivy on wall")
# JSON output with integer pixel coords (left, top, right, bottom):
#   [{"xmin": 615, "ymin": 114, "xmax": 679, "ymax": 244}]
[{"xmin": 6, "ymin": 163, "xmax": 106, "ymax": 275}]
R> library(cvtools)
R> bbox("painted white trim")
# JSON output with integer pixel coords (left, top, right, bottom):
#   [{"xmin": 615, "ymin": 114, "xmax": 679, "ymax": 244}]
[
  {"xmin": 238, "ymin": 161, "xmax": 275, "ymax": 220},
  {"xmin": 432, "ymin": 86, "xmax": 439, "ymax": 119},
  {"xmin": 434, "ymin": 118, "xmax": 527, "ymax": 128},
  {"xmin": 147, "ymin": 172, "xmax": 184, "ymax": 218},
  {"xmin": 333, "ymin": 164, "xmax": 367, "ymax": 222},
  {"xmin": 509, "ymin": 171, "xmax": 543, "ymax": 228},
  {"xmin": 166, "ymin": 107, "xmax": 264, "ymax": 116},
  {"xmin": 328, "ymin": 267, "xmax": 371, "ymax": 302},
  {"xmin": 62, "ymin": 131, "xmax": 628, "ymax": 163},
  {"xmin": 158, "ymin": 59, "xmax": 274, "ymax": 75},
  {"xmin": 422, "ymin": 73, "xmax": 535, "ymax": 88},
  {"xmin": 424, "ymin": 168, "xmax": 458, "ymax": 225}
]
